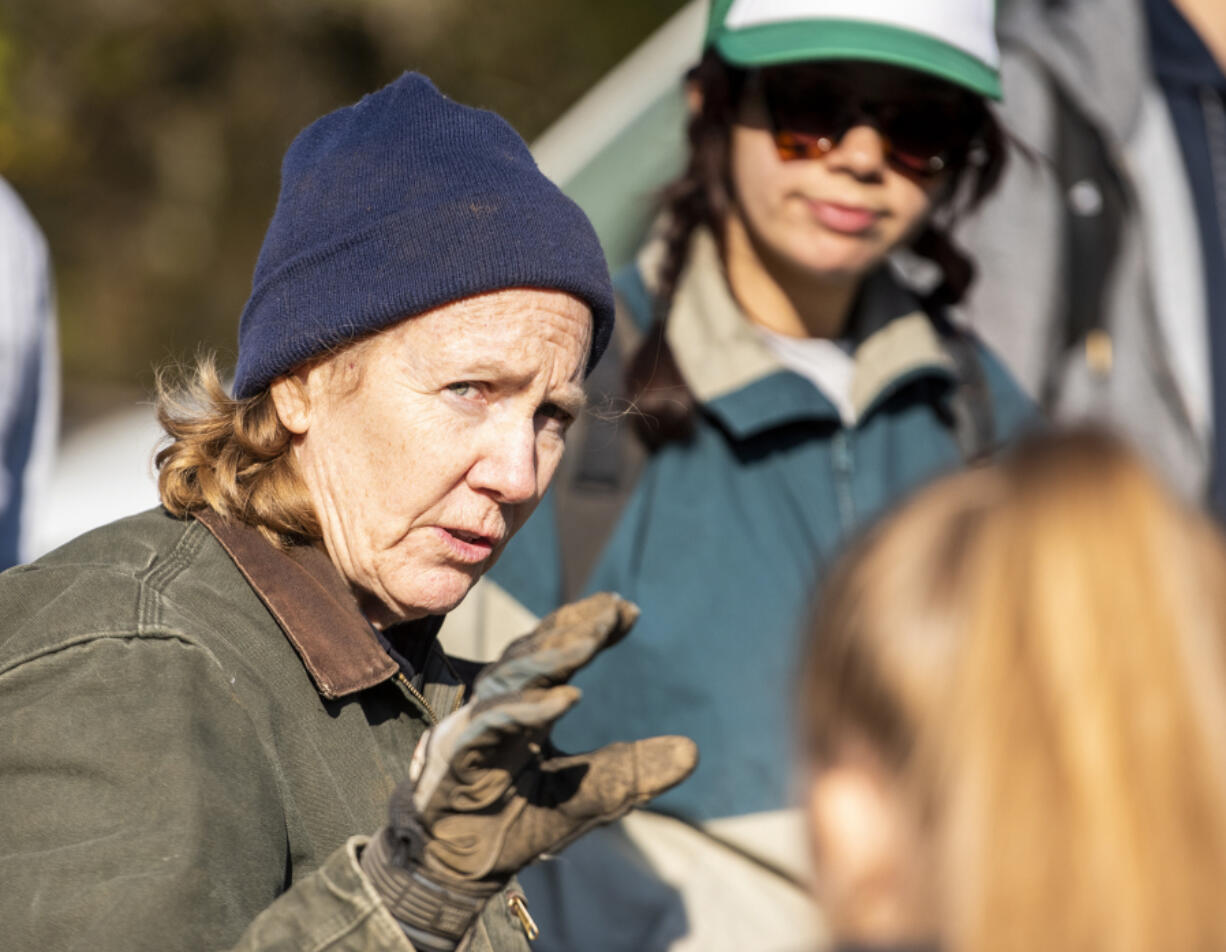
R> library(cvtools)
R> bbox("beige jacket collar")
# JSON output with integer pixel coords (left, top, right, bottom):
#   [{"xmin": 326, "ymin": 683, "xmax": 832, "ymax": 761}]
[{"xmin": 646, "ymin": 228, "xmax": 954, "ymax": 425}]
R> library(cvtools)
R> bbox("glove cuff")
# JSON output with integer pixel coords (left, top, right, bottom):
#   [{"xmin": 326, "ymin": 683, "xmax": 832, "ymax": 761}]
[{"xmin": 361, "ymin": 827, "xmax": 501, "ymax": 946}]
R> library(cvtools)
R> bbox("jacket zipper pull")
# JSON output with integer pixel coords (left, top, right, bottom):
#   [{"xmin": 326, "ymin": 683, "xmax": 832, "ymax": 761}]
[{"xmin": 507, "ymin": 891, "xmax": 539, "ymax": 940}]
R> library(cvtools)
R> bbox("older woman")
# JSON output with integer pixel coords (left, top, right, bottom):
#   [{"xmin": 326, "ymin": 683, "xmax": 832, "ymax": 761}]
[{"xmin": 0, "ymin": 73, "xmax": 695, "ymax": 952}]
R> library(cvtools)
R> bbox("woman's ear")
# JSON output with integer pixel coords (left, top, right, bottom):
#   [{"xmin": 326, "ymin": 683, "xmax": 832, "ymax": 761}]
[
  {"xmin": 807, "ymin": 751, "xmax": 933, "ymax": 948},
  {"xmin": 269, "ymin": 368, "xmax": 313, "ymax": 435},
  {"xmin": 685, "ymin": 77, "xmax": 704, "ymax": 117},
  {"xmin": 808, "ymin": 763, "xmax": 899, "ymax": 914}
]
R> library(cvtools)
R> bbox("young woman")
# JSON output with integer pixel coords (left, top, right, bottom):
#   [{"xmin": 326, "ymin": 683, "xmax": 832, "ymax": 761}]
[
  {"xmin": 552, "ymin": 0, "xmax": 1033, "ymax": 824},
  {"xmin": 802, "ymin": 428, "xmax": 1226, "ymax": 952},
  {"xmin": 501, "ymin": 3, "xmax": 1036, "ymax": 948}
]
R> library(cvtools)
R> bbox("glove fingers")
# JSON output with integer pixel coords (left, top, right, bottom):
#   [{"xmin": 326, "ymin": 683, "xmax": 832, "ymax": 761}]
[
  {"xmin": 570, "ymin": 734, "xmax": 699, "ymax": 812},
  {"xmin": 516, "ymin": 735, "xmax": 700, "ymax": 859},
  {"xmin": 474, "ymin": 593, "xmax": 639, "ymax": 699},
  {"xmin": 456, "ymin": 685, "xmax": 583, "ymax": 755},
  {"xmin": 408, "ymin": 685, "xmax": 582, "ymax": 816}
]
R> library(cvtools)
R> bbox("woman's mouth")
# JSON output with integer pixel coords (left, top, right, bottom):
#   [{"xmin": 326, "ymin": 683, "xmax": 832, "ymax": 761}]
[
  {"xmin": 809, "ymin": 200, "xmax": 881, "ymax": 235},
  {"xmin": 435, "ymin": 526, "xmax": 496, "ymax": 564}
]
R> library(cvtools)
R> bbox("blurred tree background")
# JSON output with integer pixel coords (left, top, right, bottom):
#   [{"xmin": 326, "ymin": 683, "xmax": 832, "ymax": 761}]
[{"xmin": 0, "ymin": 0, "xmax": 688, "ymax": 429}]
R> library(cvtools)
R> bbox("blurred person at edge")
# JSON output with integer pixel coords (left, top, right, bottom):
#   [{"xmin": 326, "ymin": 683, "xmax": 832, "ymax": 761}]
[
  {"xmin": 956, "ymin": 0, "xmax": 1226, "ymax": 515},
  {"xmin": 0, "ymin": 73, "xmax": 696, "ymax": 952},
  {"xmin": 492, "ymin": 1, "xmax": 1035, "ymax": 949},
  {"xmin": 801, "ymin": 427, "xmax": 1226, "ymax": 952},
  {"xmin": 0, "ymin": 175, "xmax": 58, "ymax": 570}
]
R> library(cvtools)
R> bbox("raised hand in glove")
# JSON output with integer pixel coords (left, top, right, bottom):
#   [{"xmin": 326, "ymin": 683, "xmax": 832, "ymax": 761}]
[{"xmin": 361, "ymin": 592, "xmax": 699, "ymax": 950}]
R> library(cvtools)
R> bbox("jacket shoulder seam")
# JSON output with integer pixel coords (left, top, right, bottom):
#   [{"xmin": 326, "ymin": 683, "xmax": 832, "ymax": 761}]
[
  {"xmin": 133, "ymin": 517, "xmax": 212, "ymax": 634},
  {"xmin": 0, "ymin": 627, "xmax": 220, "ymax": 680}
]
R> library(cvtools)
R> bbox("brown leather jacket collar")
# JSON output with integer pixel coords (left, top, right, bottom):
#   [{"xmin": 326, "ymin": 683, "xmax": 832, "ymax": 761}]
[{"xmin": 195, "ymin": 509, "xmax": 405, "ymax": 700}]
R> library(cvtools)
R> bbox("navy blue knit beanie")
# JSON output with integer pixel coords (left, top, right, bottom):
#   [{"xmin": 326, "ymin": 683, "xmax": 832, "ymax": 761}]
[{"xmin": 232, "ymin": 72, "xmax": 614, "ymax": 399}]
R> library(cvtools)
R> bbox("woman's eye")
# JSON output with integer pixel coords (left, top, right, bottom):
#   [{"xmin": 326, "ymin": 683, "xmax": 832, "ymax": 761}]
[{"xmin": 538, "ymin": 403, "xmax": 574, "ymax": 429}]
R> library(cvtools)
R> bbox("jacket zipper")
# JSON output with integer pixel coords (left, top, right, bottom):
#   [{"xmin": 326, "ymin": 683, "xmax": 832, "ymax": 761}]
[
  {"xmin": 395, "ymin": 671, "xmax": 467, "ymax": 724},
  {"xmin": 832, "ymin": 430, "xmax": 856, "ymax": 533},
  {"xmin": 397, "ymin": 671, "xmax": 440, "ymax": 725}
]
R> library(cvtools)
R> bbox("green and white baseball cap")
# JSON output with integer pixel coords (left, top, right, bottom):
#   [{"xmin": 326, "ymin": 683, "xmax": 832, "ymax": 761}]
[{"xmin": 706, "ymin": 0, "xmax": 1002, "ymax": 100}]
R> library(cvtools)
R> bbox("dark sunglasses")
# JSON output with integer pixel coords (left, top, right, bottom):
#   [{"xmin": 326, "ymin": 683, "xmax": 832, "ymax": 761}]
[{"xmin": 754, "ymin": 69, "xmax": 987, "ymax": 176}]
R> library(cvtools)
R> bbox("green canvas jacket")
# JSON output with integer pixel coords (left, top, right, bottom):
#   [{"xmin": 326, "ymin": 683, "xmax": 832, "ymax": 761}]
[{"xmin": 0, "ymin": 507, "xmax": 532, "ymax": 952}]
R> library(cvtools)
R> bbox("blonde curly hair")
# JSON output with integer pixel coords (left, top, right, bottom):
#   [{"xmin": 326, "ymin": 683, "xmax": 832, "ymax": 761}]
[{"xmin": 154, "ymin": 354, "xmax": 320, "ymax": 548}]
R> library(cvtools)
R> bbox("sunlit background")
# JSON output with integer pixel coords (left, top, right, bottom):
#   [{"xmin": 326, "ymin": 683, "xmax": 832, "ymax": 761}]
[{"xmin": 0, "ymin": 0, "xmax": 688, "ymax": 431}]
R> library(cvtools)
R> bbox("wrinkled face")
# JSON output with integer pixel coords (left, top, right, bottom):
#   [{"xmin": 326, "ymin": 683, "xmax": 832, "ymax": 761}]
[
  {"xmin": 273, "ymin": 288, "xmax": 592, "ymax": 627},
  {"xmin": 730, "ymin": 61, "xmax": 958, "ymax": 285}
]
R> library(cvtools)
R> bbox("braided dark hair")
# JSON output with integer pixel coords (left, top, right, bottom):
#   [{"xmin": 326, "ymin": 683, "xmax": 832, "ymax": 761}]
[
  {"xmin": 626, "ymin": 50, "xmax": 1008, "ymax": 451},
  {"xmin": 625, "ymin": 53, "xmax": 744, "ymax": 450}
]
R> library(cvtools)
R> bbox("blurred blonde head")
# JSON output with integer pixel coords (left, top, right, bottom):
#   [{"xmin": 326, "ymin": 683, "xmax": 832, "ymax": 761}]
[{"xmin": 801, "ymin": 428, "xmax": 1226, "ymax": 952}]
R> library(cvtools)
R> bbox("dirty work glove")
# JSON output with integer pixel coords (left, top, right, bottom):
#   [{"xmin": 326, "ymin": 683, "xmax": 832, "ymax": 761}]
[{"xmin": 361, "ymin": 592, "xmax": 698, "ymax": 950}]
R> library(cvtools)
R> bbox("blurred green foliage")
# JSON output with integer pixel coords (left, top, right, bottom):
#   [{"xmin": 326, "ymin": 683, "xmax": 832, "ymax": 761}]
[{"xmin": 0, "ymin": 0, "xmax": 687, "ymax": 425}]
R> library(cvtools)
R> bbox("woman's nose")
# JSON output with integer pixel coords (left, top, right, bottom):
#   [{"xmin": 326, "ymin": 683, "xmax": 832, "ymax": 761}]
[
  {"xmin": 467, "ymin": 422, "xmax": 538, "ymax": 505},
  {"xmin": 823, "ymin": 123, "xmax": 889, "ymax": 181}
]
